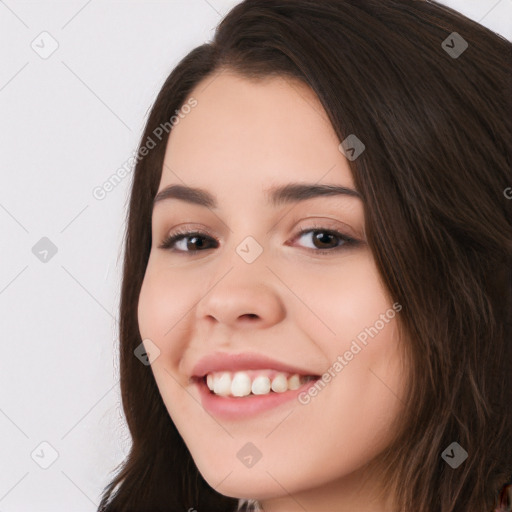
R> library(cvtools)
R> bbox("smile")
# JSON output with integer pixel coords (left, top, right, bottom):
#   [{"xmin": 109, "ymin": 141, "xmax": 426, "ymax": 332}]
[
  {"xmin": 205, "ymin": 370, "xmax": 317, "ymax": 397},
  {"xmin": 192, "ymin": 373, "xmax": 321, "ymax": 420},
  {"xmin": 190, "ymin": 351, "xmax": 322, "ymax": 419}
]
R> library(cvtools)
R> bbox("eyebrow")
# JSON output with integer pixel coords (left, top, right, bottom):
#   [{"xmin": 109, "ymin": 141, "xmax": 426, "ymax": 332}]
[{"xmin": 152, "ymin": 182, "xmax": 362, "ymax": 210}]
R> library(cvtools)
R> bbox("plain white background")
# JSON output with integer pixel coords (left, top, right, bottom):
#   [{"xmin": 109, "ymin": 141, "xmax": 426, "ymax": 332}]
[{"xmin": 0, "ymin": 1, "xmax": 510, "ymax": 510}]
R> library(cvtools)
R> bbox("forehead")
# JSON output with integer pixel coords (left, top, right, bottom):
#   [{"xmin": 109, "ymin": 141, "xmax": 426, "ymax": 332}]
[{"xmin": 161, "ymin": 71, "xmax": 355, "ymax": 197}]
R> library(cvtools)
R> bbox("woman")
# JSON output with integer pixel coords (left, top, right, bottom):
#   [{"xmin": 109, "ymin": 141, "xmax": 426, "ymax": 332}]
[{"xmin": 98, "ymin": 1, "xmax": 512, "ymax": 510}]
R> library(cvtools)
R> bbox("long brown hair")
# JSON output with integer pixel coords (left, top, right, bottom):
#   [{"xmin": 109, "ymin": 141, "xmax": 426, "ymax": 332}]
[{"xmin": 98, "ymin": 1, "xmax": 512, "ymax": 511}]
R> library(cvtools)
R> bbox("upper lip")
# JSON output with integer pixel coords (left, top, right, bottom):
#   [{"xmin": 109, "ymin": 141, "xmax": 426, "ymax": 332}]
[{"xmin": 191, "ymin": 352, "xmax": 319, "ymax": 378}]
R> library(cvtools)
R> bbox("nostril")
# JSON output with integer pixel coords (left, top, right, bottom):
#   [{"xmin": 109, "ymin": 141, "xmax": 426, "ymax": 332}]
[{"xmin": 241, "ymin": 313, "xmax": 259, "ymax": 320}]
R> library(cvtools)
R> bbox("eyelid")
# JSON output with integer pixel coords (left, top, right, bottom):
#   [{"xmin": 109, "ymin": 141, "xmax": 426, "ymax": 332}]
[
  {"xmin": 159, "ymin": 223, "xmax": 217, "ymax": 241},
  {"xmin": 293, "ymin": 218, "xmax": 359, "ymax": 240}
]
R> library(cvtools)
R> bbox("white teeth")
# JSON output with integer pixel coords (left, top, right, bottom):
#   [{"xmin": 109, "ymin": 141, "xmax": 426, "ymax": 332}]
[
  {"xmin": 204, "ymin": 370, "xmax": 315, "ymax": 397},
  {"xmin": 231, "ymin": 372, "xmax": 252, "ymax": 397},
  {"xmin": 271, "ymin": 373, "xmax": 288, "ymax": 393},
  {"xmin": 251, "ymin": 376, "xmax": 271, "ymax": 395},
  {"xmin": 287, "ymin": 374, "xmax": 301, "ymax": 390},
  {"xmin": 213, "ymin": 372, "xmax": 231, "ymax": 396}
]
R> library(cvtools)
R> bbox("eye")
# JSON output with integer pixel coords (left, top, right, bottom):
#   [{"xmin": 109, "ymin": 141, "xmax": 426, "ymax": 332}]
[
  {"xmin": 159, "ymin": 229, "xmax": 218, "ymax": 253},
  {"xmin": 293, "ymin": 226, "xmax": 359, "ymax": 254},
  {"xmin": 159, "ymin": 225, "xmax": 359, "ymax": 255}
]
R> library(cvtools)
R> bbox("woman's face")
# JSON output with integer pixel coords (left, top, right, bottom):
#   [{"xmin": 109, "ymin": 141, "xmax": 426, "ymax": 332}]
[{"xmin": 138, "ymin": 70, "xmax": 407, "ymax": 510}]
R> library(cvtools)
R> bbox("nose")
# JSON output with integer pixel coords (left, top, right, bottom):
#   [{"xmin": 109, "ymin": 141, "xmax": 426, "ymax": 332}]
[{"xmin": 195, "ymin": 265, "xmax": 286, "ymax": 330}]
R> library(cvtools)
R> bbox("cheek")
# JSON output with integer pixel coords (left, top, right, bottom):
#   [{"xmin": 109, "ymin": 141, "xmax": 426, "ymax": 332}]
[
  {"xmin": 305, "ymin": 252, "xmax": 405, "ymax": 428},
  {"xmin": 258, "ymin": 252, "xmax": 406, "ymax": 474},
  {"xmin": 137, "ymin": 264, "xmax": 202, "ymax": 424},
  {"xmin": 137, "ymin": 261, "xmax": 194, "ymax": 361},
  {"xmin": 278, "ymin": 250, "xmax": 394, "ymax": 344}
]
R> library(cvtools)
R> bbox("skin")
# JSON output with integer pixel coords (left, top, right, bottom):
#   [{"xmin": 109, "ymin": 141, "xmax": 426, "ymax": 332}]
[{"xmin": 138, "ymin": 70, "xmax": 408, "ymax": 512}]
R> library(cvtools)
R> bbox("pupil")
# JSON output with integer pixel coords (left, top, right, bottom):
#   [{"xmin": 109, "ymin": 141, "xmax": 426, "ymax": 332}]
[
  {"xmin": 189, "ymin": 236, "xmax": 204, "ymax": 250},
  {"xmin": 314, "ymin": 232, "xmax": 335, "ymax": 248}
]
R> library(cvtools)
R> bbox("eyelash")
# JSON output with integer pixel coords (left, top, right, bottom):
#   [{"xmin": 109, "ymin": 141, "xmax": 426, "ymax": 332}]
[{"xmin": 158, "ymin": 225, "xmax": 359, "ymax": 255}]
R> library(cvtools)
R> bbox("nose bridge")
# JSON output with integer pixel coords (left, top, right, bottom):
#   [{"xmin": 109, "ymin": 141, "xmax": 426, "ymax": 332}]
[{"xmin": 195, "ymin": 237, "xmax": 286, "ymax": 328}]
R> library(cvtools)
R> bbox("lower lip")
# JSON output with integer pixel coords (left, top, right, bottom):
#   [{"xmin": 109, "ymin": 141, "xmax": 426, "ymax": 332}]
[{"xmin": 194, "ymin": 376, "xmax": 320, "ymax": 420}]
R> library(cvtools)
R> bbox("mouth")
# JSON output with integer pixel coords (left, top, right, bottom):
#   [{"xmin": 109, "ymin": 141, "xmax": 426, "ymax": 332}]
[
  {"xmin": 189, "ymin": 352, "xmax": 322, "ymax": 419},
  {"xmin": 191, "ymin": 370, "xmax": 321, "ymax": 420},
  {"xmin": 199, "ymin": 369, "xmax": 318, "ymax": 398}
]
